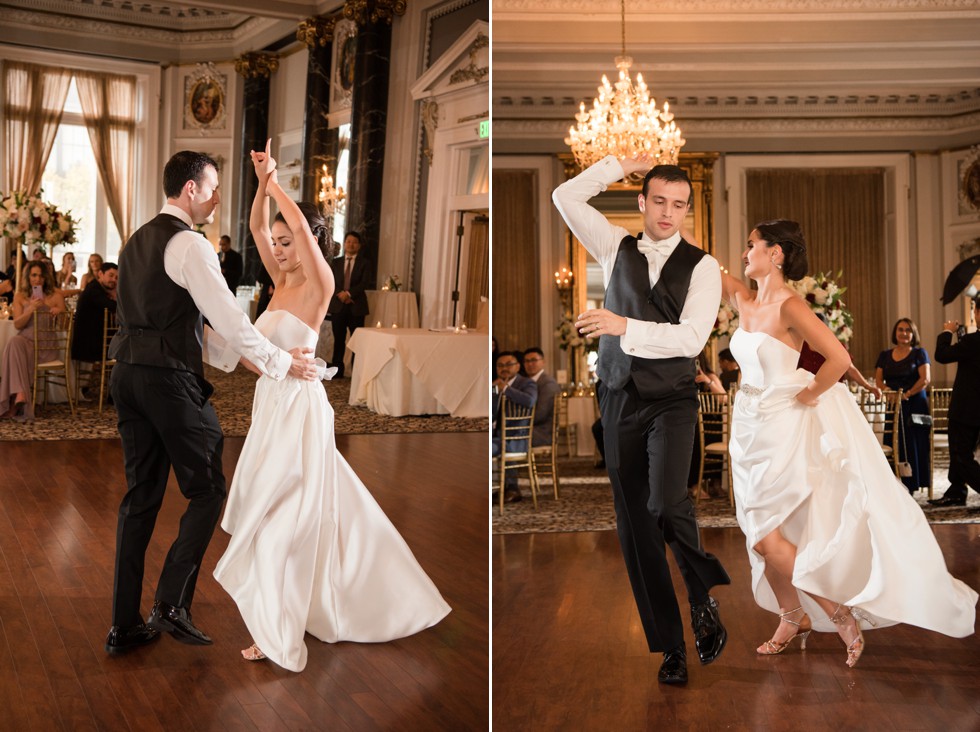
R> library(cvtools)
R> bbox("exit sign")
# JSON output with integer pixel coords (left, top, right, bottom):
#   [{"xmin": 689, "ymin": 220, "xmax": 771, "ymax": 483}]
[{"xmin": 479, "ymin": 119, "xmax": 489, "ymax": 139}]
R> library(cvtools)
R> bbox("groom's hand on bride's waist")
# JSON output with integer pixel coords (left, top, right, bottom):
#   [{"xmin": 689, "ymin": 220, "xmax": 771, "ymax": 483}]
[{"xmin": 288, "ymin": 347, "xmax": 318, "ymax": 381}]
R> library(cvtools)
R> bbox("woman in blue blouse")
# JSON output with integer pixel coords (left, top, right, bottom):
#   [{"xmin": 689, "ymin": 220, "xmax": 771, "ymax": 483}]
[{"xmin": 875, "ymin": 318, "xmax": 931, "ymax": 494}]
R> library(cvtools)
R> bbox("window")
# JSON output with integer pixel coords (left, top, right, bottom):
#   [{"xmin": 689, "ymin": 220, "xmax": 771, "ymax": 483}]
[
  {"xmin": 333, "ymin": 123, "xmax": 351, "ymax": 247},
  {"xmin": 41, "ymin": 79, "xmax": 122, "ymax": 270}
]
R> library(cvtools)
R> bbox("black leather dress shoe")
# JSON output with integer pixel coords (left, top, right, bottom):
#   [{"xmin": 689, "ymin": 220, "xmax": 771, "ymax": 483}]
[
  {"xmin": 503, "ymin": 489, "xmax": 523, "ymax": 504},
  {"xmin": 104, "ymin": 623, "xmax": 160, "ymax": 655},
  {"xmin": 927, "ymin": 495, "xmax": 967, "ymax": 507},
  {"xmin": 658, "ymin": 645, "xmax": 688, "ymax": 684},
  {"xmin": 691, "ymin": 596, "xmax": 728, "ymax": 665},
  {"xmin": 147, "ymin": 601, "xmax": 213, "ymax": 646}
]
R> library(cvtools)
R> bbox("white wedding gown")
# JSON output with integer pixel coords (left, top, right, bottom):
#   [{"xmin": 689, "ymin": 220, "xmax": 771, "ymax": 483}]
[
  {"xmin": 729, "ymin": 328, "xmax": 977, "ymax": 636},
  {"xmin": 214, "ymin": 309, "xmax": 451, "ymax": 671}
]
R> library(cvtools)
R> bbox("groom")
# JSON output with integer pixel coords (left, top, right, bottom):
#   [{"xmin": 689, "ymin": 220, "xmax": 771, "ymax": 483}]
[
  {"xmin": 104, "ymin": 151, "xmax": 318, "ymax": 655},
  {"xmin": 553, "ymin": 154, "xmax": 730, "ymax": 684}
]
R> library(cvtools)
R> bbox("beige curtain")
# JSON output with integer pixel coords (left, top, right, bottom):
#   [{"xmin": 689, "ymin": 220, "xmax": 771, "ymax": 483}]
[
  {"xmin": 74, "ymin": 70, "xmax": 137, "ymax": 242},
  {"xmin": 746, "ymin": 168, "xmax": 885, "ymax": 372},
  {"xmin": 463, "ymin": 214, "xmax": 489, "ymax": 328},
  {"xmin": 492, "ymin": 170, "xmax": 540, "ymax": 351},
  {"xmin": 2, "ymin": 61, "xmax": 72, "ymax": 193}
]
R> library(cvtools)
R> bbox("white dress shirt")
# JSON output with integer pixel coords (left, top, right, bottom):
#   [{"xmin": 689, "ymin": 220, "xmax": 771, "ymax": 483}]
[
  {"xmin": 159, "ymin": 204, "xmax": 290, "ymax": 380},
  {"xmin": 552, "ymin": 155, "xmax": 722, "ymax": 360}
]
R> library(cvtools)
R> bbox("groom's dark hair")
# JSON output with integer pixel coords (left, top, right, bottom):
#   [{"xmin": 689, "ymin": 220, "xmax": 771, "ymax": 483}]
[
  {"xmin": 641, "ymin": 165, "xmax": 693, "ymax": 205},
  {"xmin": 163, "ymin": 151, "xmax": 219, "ymax": 199}
]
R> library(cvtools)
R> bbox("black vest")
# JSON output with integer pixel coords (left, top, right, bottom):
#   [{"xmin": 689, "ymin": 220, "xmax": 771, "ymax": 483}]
[
  {"xmin": 598, "ymin": 234, "xmax": 706, "ymax": 400},
  {"xmin": 108, "ymin": 213, "xmax": 204, "ymax": 376}
]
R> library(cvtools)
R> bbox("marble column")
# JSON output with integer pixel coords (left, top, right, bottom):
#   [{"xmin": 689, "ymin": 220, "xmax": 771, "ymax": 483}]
[
  {"xmin": 234, "ymin": 52, "xmax": 279, "ymax": 286},
  {"xmin": 345, "ymin": 0, "xmax": 405, "ymax": 268},
  {"xmin": 298, "ymin": 16, "xmax": 340, "ymax": 205}
]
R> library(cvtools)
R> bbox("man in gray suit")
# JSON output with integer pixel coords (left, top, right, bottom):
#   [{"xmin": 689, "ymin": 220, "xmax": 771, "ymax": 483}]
[
  {"xmin": 492, "ymin": 351, "xmax": 537, "ymax": 503},
  {"xmin": 523, "ymin": 347, "xmax": 562, "ymax": 447}
]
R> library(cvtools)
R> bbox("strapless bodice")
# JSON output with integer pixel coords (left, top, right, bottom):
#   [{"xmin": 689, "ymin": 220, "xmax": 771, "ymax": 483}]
[
  {"xmin": 255, "ymin": 309, "xmax": 318, "ymax": 352},
  {"xmin": 729, "ymin": 329, "xmax": 801, "ymax": 389}
]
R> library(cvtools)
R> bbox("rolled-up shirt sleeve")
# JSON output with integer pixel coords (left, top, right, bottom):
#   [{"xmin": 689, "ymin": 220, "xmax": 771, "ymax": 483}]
[
  {"xmin": 165, "ymin": 232, "xmax": 291, "ymax": 380},
  {"xmin": 618, "ymin": 256, "xmax": 722, "ymax": 359}
]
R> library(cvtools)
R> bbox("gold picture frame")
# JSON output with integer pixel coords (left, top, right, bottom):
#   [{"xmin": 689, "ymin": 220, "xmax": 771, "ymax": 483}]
[{"xmin": 184, "ymin": 63, "xmax": 227, "ymax": 133}]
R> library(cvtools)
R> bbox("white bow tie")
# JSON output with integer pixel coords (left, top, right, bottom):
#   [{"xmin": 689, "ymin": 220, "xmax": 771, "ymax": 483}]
[{"xmin": 640, "ymin": 240, "xmax": 674, "ymax": 257}]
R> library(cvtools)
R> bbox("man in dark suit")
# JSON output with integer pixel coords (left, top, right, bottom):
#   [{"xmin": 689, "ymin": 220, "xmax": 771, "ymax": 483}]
[
  {"xmin": 553, "ymin": 155, "xmax": 730, "ymax": 685},
  {"xmin": 492, "ymin": 350, "xmax": 538, "ymax": 503},
  {"xmin": 328, "ymin": 231, "xmax": 374, "ymax": 378},
  {"xmin": 104, "ymin": 151, "xmax": 317, "ymax": 656},
  {"xmin": 522, "ymin": 346, "xmax": 562, "ymax": 447},
  {"xmin": 218, "ymin": 234, "xmax": 243, "ymax": 292},
  {"xmin": 928, "ymin": 297, "xmax": 980, "ymax": 507},
  {"xmin": 71, "ymin": 261, "xmax": 118, "ymax": 365}
]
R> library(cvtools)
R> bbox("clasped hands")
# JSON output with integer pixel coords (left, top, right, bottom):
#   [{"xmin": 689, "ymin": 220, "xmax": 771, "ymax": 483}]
[
  {"xmin": 288, "ymin": 347, "xmax": 319, "ymax": 381},
  {"xmin": 575, "ymin": 308, "xmax": 627, "ymax": 339},
  {"xmin": 251, "ymin": 138, "xmax": 279, "ymax": 191}
]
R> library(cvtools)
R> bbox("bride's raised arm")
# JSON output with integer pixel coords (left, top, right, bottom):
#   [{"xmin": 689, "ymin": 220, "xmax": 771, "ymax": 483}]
[
  {"xmin": 249, "ymin": 140, "xmax": 285, "ymax": 285},
  {"xmin": 681, "ymin": 225, "xmax": 750, "ymax": 309}
]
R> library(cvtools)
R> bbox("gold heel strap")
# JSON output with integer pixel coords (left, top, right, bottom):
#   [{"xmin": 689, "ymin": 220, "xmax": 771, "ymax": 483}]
[
  {"xmin": 778, "ymin": 606, "xmax": 806, "ymax": 628},
  {"xmin": 829, "ymin": 603, "xmax": 852, "ymax": 625}
]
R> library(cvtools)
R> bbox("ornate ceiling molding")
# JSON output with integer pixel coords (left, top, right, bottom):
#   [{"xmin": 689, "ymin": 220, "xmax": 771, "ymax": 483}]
[
  {"xmin": 12, "ymin": 0, "xmax": 245, "ymax": 30},
  {"xmin": 493, "ymin": 0, "xmax": 980, "ymax": 12},
  {"xmin": 0, "ymin": 5, "xmax": 271, "ymax": 45}
]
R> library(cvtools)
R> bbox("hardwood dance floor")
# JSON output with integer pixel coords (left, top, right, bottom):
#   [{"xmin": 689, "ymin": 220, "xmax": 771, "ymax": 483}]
[
  {"xmin": 0, "ymin": 433, "xmax": 488, "ymax": 731},
  {"xmin": 494, "ymin": 525, "xmax": 980, "ymax": 731}
]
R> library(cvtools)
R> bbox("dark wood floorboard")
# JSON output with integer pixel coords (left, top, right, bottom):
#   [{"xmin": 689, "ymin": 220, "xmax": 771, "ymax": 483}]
[
  {"xmin": 0, "ymin": 432, "xmax": 488, "ymax": 731},
  {"xmin": 493, "ymin": 525, "xmax": 980, "ymax": 731}
]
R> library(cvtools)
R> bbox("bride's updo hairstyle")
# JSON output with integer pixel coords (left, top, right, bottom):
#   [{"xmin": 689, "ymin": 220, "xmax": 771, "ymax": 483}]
[
  {"xmin": 755, "ymin": 219, "xmax": 808, "ymax": 281},
  {"xmin": 274, "ymin": 202, "xmax": 340, "ymax": 260}
]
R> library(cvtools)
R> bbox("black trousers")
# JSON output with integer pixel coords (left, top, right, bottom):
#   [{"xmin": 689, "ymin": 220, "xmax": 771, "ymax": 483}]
[
  {"xmin": 330, "ymin": 305, "xmax": 365, "ymax": 374},
  {"xmin": 109, "ymin": 362, "xmax": 226, "ymax": 627},
  {"xmin": 599, "ymin": 381, "xmax": 731, "ymax": 653},
  {"xmin": 944, "ymin": 419, "xmax": 980, "ymax": 500}
]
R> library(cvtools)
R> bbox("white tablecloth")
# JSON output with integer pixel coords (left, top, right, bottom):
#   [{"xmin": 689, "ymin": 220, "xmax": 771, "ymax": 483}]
[
  {"xmin": 566, "ymin": 394, "xmax": 598, "ymax": 457},
  {"xmin": 366, "ymin": 290, "xmax": 419, "ymax": 329},
  {"xmin": 348, "ymin": 328, "xmax": 488, "ymax": 417}
]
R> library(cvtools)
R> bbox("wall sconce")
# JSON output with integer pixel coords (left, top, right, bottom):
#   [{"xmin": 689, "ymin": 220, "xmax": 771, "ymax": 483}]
[{"xmin": 554, "ymin": 266, "xmax": 574, "ymax": 316}]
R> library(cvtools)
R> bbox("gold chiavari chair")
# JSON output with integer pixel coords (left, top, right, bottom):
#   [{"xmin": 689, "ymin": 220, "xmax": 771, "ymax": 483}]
[
  {"xmin": 95, "ymin": 310, "xmax": 119, "ymax": 414},
  {"xmin": 531, "ymin": 392, "xmax": 562, "ymax": 501},
  {"xmin": 33, "ymin": 310, "xmax": 75, "ymax": 416},
  {"xmin": 494, "ymin": 395, "xmax": 539, "ymax": 512},
  {"xmin": 928, "ymin": 386, "xmax": 953, "ymax": 499},
  {"xmin": 698, "ymin": 391, "xmax": 734, "ymax": 506},
  {"xmin": 858, "ymin": 389, "xmax": 903, "ymax": 477}
]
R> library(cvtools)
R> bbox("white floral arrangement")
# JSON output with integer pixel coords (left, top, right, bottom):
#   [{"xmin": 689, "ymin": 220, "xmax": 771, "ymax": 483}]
[
  {"xmin": 381, "ymin": 274, "xmax": 402, "ymax": 291},
  {"xmin": 711, "ymin": 270, "xmax": 854, "ymax": 344},
  {"xmin": 711, "ymin": 300, "xmax": 739, "ymax": 339},
  {"xmin": 555, "ymin": 316, "xmax": 584, "ymax": 351},
  {"xmin": 0, "ymin": 190, "xmax": 77, "ymax": 249}
]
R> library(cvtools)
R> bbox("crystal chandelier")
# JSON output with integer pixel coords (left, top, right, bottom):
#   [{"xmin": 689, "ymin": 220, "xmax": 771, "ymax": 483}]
[
  {"xmin": 565, "ymin": 0, "xmax": 685, "ymax": 171},
  {"xmin": 317, "ymin": 164, "xmax": 345, "ymax": 215}
]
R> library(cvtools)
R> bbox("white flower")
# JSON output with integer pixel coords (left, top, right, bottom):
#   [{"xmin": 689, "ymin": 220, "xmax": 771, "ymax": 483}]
[{"xmin": 813, "ymin": 287, "xmax": 829, "ymax": 305}]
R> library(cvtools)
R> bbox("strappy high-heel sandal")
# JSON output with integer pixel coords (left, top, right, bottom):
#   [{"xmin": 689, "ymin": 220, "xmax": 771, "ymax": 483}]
[
  {"xmin": 757, "ymin": 606, "xmax": 812, "ymax": 655},
  {"xmin": 830, "ymin": 603, "xmax": 865, "ymax": 668},
  {"xmin": 241, "ymin": 643, "xmax": 266, "ymax": 661}
]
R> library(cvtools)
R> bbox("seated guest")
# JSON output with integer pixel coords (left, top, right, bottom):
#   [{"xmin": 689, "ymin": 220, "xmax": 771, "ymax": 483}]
[
  {"xmin": 71, "ymin": 262, "xmax": 118, "ymax": 366},
  {"xmin": 492, "ymin": 351, "xmax": 537, "ymax": 503},
  {"xmin": 0, "ymin": 261, "xmax": 67, "ymax": 422},
  {"xmin": 218, "ymin": 234, "xmax": 243, "ymax": 292},
  {"xmin": 522, "ymin": 346, "xmax": 562, "ymax": 447},
  {"xmin": 718, "ymin": 348, "xmax": 740, "ymax": 391},
  {"xmin": 0, "ymin": 270, "xmax": 11, "ymax": 302},
  {"xmin": 56, "ymin": 251, "xmax": 78, "ymax": 289},
  {"xmin": 79, "ymin": 253, "xmax": 104, "ymax": 290}
]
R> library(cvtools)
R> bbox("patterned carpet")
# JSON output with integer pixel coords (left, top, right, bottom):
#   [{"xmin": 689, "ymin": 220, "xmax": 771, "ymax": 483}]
[
  {"xmin": 492, "ymin": 454, "xmax": 980, "ymax": 535},
  {"xmin": 0, "ymin": 366, "xmax": 488, "ymax": 441}
]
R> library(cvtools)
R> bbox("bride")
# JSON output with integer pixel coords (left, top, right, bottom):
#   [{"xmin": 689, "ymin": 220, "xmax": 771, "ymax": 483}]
[
  {"xmin": 707, "ymin": 218, "xmax": 976, "ymax": 667},
  {"xmin": 213, "ymin": 141, "xmax": 450, "ymax": 672}
]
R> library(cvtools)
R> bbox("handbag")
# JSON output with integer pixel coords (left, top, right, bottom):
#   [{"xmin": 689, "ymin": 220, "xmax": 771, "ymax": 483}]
[{"xmin": 910, "ymin": 413, "xmax": 933, "ymax": 427}]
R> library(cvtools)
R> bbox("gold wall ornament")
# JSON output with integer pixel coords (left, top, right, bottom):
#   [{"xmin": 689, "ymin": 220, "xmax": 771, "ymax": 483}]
[
  {"xmin": 565, "ymin": 0, "xmax": 685, "ymax": 173},
  {"xmin": 421, "ymin": 99, "xmax": 439, "ymax": 165},
  {"xmin": 234, "ymin": 52, "xmax": 280, "ymax": 79},
  {"xmin": 449, "ymin": 32, "xmax": 488, "ymax": 85},
  {"xmin": 343, "ymin": 0, "xmax": 407, "ymax": 28},
  {"xmin": 296, "ymin": 15, "xmax": 340, "ymax": 47}
]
